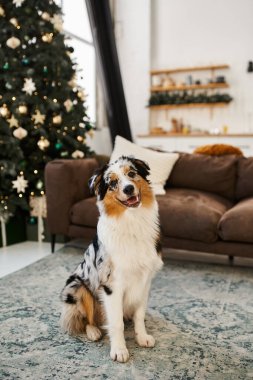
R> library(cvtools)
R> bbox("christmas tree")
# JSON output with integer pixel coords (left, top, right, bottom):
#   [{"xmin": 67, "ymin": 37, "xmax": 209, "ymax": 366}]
[
  {"xmin": 0, "ymin": 124, "xmax": 29, "ymax": 245},
  {"xmin": 0, "ymin": 0, "xmax": 94, "ymax": 203}
]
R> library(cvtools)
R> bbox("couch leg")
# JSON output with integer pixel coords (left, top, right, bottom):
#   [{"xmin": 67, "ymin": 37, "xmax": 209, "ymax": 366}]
[
  {"xmin": 51, "ymin": 234, "xmax": 56, "ymax": 253},
  {"xmin": 228, "ymin": 255, "xmax": 234, "ymax": 264}
]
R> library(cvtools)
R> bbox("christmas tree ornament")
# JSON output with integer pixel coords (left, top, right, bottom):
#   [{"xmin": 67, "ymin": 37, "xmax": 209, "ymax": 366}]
[
  {"xmin": 13, "ymin": 126, "xmax": 27, "ymax": 139},
  {"xmin": 50, "ymin": 14, "xmax": 63, "ymax": 32},
  {"xmin": 28, "ymin": 216, "xmax": 37, "ymax": 225},
  {"xmin": 12, "ymin": 174, "xmax": 28, "ymax": 193},
  {"xmin": 55, "ymin": 141, "xmax": 63, "ymax": 150},
  {"xmin": 9, "ymin": 17, "xmax": 18, "ymax": 27},
  {"xmin": 41, "ymin": 12, "xmax": 50, "ymax": 21},
  {"xmin": 22, "ymin": 78, "xmax": 36, "ymax": 95},
  {"xmin": 52, "ymin": 115, "xmax": 62, "ymax": 124},
  {"xmin": 21, "ymin": 57, "xmax": 29, "ymax": 65},
  {"xmin": 32, "ymin": 109, "xmax": 45, "ymax": 124},
  {"xmin": 6, "ymin": 36, "xmax": 21, "ymax": 49},
  {"xmin": 37, "ymin": 138, "xmax": 50, "ymax": 150},
  {"xmin": 61, "ymin": 151, "xmax": 68, "ymax": 157},
  {"xmin": 29, "ymin": 195, "xmax": 47, "ymax": 242},
  {"xmin": 43, "ymin": 66, "xmax": 48, "ymax": 74},
  {"xmin": 0, "ymin": 6, "xmax": 5, "ymax": 17},
  {"xmin": 5, "ymin": 82, "xmax": 12, "ymax": 90},
  {"xmin": 64, "ymin": 99, "xmax": 73, "ymax": 112},
  {"xmin": 0, "ymin": 104, "xmax": 9, "ymax": 118},
  {"xmin": 7, "ymin": 114, "xmax": 19, "ymax": 128},
  {"xmin": 3, "ymin": 62, "xmax": 9, "ymax": 70},
  {"xmin": 72, "ymin": 150, "xmax": 84, "ymax": 159},
  {"xmin": 42, "ymin": 33, "xmax": 53, "ymax": 43},
  {"xmin": 36, "ymin": 179, "xmax": 43, "ymax": 190},
  {"xmin": 18, "ymin": 104, "xmax": 28, "ymax": 114},
  {"xmin": 13, "ymin": 0, "xmax": 25, "ymax": 7}
]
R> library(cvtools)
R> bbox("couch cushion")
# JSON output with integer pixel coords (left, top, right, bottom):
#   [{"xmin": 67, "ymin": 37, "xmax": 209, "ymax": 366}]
[
  {"xmin": 218, "ymin": 198, "xmax": 253, "ymax": 243},
  {"xmin": 70, "ymin": 197, "xmax": 99, "ymax": 228},
  {"xmin": 236, "ymin": 157, "xmax": 253, "ymax": 200},
  {"xmin": 157, "ymin": 188, "xmax": 233, "ymax": 243},
  {"xmin": 167, "ymin": 153, "xmax": 238, "ymax": 200},
  {"xmin": 110, "ymin": 135, "xmax": 179, "ymax": 195}
]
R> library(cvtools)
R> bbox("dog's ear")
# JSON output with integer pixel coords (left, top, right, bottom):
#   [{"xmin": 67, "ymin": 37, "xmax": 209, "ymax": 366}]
[
  {"xmin": 88, "ymin": 164, "xmax": 109, "ymax": 199},
  {"xmin": 130, "ymin": 158, "xmax": 150, "ymax": 181}
]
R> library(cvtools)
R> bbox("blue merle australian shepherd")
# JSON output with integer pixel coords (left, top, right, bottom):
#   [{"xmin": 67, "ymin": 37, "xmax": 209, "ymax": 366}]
[{"xmin": 60, "ymin": 156, "xmax": 163, "ymax": 363}]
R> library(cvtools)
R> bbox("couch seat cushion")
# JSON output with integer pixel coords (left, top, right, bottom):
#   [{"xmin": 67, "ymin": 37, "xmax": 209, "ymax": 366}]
[
  {"xmin": 218, "ymin": 198, "xmax": 253, "ymax": 243},
  {"xmin": 70, "ymin": 197, "xmax": 99, "ymax": 228},
  {"xmin": 157, "ymin": 188, "xmax": 233, "ymax": 243}
]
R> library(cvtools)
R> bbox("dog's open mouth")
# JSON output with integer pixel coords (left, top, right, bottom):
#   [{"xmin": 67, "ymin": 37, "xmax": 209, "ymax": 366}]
[{"xmin": 119, "ymin": 194, "xmax": 141, "ymax": 208}]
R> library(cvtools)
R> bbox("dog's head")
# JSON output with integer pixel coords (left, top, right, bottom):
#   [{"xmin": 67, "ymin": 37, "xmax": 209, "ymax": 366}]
[{"xmin": 89, "ymin": 156, "xmax": 153, "ymax": 216}]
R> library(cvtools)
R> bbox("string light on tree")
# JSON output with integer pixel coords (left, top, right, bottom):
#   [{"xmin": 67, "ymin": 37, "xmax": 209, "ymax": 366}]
[{"xmin": 9, "ymin": 17, "xmax": 18, "ymax": 27}]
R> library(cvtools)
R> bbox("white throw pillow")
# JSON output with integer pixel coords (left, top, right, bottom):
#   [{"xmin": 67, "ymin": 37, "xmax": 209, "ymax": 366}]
[{"xmin": 110, "ymin": 136, "xmax": 179, "ymax": 195}]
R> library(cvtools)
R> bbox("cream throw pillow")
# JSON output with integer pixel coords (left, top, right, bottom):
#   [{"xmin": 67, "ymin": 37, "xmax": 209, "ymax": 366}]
[{"xmin": 110, "ymin": 136, "xmax": 179, "ymax": 195}]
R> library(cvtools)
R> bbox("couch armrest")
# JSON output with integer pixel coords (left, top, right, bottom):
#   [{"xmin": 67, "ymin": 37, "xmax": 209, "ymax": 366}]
[{"xmin": 45, "ymin": 158, "xmax": 99, "ymax": 235}]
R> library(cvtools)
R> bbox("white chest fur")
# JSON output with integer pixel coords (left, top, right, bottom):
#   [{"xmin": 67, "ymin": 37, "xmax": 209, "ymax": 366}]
[{"xmin": 97, "ymin": 200, "xmax": 163, "ymax": 284}]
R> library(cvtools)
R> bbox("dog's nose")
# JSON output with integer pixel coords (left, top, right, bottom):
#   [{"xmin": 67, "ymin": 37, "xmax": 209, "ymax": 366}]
[{"xmin": 123, "ymin": 184, "xmax": 134, "ymax": 195}]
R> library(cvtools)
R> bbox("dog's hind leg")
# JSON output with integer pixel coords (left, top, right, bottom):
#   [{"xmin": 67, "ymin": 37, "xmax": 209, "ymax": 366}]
[{"xmin": 78, "ymin": 288, "xmax": 102, "ymax": 341}]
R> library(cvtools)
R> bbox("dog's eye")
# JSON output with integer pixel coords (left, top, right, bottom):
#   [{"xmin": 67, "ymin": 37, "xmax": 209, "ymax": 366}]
[
  {"xmin": 128, "ymin": 171, "xmax": 136, "ymax": 178},
  {"xmin": 109, "ymin": 179, "xmax": 118, "ymax": 190}
]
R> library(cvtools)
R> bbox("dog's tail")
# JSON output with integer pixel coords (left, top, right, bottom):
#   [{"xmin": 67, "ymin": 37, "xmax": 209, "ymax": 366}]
[{"xmin": 60, "ymin": 274, "xmax": 102, "ymax": 341}]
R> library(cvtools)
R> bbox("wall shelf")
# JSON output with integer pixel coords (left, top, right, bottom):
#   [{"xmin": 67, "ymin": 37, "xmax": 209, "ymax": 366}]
[
  {"xmin": 150, "ymin": 64, "xmax": 230, "ymax": 76},
  {"xmin": 151, "ymin": 83, "xmax": 229, "ymax": 93},
  {"xmin": 149, "ymin": 102, "xmax": 229, "ymax": 110}
]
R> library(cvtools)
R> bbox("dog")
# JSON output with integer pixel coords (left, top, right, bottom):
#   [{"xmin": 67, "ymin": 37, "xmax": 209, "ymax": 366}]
[{"xmin": 60, "ymin": 156, "xmax": 163, "ymax": 362}]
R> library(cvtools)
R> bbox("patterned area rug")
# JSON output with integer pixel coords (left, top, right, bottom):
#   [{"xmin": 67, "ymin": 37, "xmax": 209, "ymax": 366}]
[{"xmin": 0, "ymin": 247, "xmax": 253, "ymax": 380}]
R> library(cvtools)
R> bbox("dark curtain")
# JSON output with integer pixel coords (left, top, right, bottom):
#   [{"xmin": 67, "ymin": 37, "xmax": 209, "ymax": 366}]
[{"xmin": 85, "ymin": 0, "xmax": 133, "ymax": 144}]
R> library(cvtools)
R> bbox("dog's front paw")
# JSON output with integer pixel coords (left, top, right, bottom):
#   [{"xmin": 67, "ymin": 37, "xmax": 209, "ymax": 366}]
[
  {"xmin": 135, "ymin": 333, "xmax": 155, "ymax": 348},
  {"xmin": 86, "ymin": 325, "xmax": 102, "ymax": 341},
  {"xmin": 110, "ymin": 346, "xmax": 129, "ymax": 363}
]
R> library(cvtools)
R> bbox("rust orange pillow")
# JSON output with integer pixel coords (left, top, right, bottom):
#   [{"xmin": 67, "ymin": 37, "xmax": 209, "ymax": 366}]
[{"xmin": 194, "ymin": 144, "xmax": 243, "ymax": 156}]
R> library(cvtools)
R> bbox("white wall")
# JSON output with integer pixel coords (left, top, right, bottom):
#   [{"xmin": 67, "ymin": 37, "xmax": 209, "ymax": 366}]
[
  {"xmin": 115, "ymin": 0, "xmax": 253, "ymax": 136},
  {"xmin": 114, "ymin": 0, "xmax": 151, "ymax": 139}
]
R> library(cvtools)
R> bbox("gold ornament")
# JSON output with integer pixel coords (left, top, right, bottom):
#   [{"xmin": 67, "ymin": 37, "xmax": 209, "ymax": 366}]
[
  {"xmin": 7, "ymin": 114, "xmax": 19, "ymax": 128},
  {"xmin": 52, "ymin": 115, "xmax": 62, "ymax": 124},
  {"xmin": 71, "ymin": 150, "xmax": 84, "ymax": 159},
  {"xmin": 37, "ymin": 138, "xmax": 50, "ymax": 150},
  {"xmin": 42, "ymin": 33, "xmax": 53, "ymax": 43},
  {"xmin": 0, "ymin": 104, "xmax": 9, "ymax": 118},
  {"xmin": 51, "ymin": 14, "xmax": 63, "ymax": 32},
  {"xmin": 41, "ymin": 12, "xmax": 50, "ymax": 21},
  {"xmin": 9, "ymin": 17, "xmax": 18, "ymax": 26},
  {"xmin": 64, "ymin": 99, "xmax": 73, "ymax": 112},
  {"xmin": 32, "ymin": 110, "xmax": 46, "ymax": 124},
  {"xmin": 6, "ymin": 36, "xmax": 21, "ymax": 49},
  {"xmin": 13, "ymin": 126, "xmax": 27, "ymax": 140},
  {"xmin": 0, "ymin": 6, "xmax": 5, "ymax": 16},
  {"xmin": 18, "ymin": 104, "xmax": 28, "ymax": 114}
]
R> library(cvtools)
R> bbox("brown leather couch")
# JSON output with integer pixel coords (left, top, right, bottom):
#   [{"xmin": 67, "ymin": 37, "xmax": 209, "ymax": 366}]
[{"xmin": 45, "ymin": 153, "xmax": 253, "ymax": 257}]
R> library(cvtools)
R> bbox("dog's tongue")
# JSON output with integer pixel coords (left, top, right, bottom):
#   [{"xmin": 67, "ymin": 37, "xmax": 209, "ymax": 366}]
[{"xmin": 127, "ymin": 196, "xmax": 138, "ymax": 205}]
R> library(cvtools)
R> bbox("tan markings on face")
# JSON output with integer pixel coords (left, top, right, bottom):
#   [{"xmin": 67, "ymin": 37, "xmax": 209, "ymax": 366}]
[
  {"xmin": 137, "ymin": 177, "xmax": 154, "ymax": 208},
  {"xmin": 103, "ymin": 188, "xmax": 126, "ymax": 217}
]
